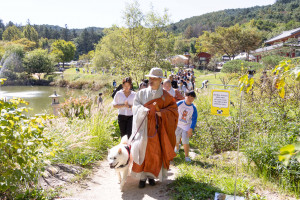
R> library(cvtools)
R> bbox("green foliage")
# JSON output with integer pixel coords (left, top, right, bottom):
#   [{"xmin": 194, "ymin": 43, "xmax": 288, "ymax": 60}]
[
  {"xmin": 0, "ymin": 98, "xmax": 53, "ymax": 198},
  {"xmin": 261, "ymin": 55, "xmax": 286, "ymax": 69},
  {"xmin": 45, "ymin": 104, "xmax": 115, "ymax": 166},
  {"xmin": 199, "ymin": 24, "xmax": 262, "ymax": 59},
  {"xmin": 171, "ymin": 153, "xmax": 251, "ymax": 200},
  {"xmin": 51, "ymin": 40, "xmax": 76, "ymax": 66},
  {"xmin": 1, "ymin": 44, "xmax": 25, "ymax": 73},
  {"xmin": 169, "ymin": 0, "xmax": 300, "ymax": 37},
  {"xmin": 59, "ymin": 96, "xmax": 92, "ymax": 119},
  {"xmin": 75, "ymin": 28, "xmax": 102, "ymax": 55},
  {"xmin": 93, "ymin": 1, "xmax": 173, "ymax": 86},
  {"xmin": 2, "ymin": 26, "xmax": 23, "ymax": 41},
  {"xmin": 23, "ymin": 25, "xmax": 39, "ymax": 43},
  {"xmin": 23, "ymin": 48, "xmax": 54, "ymax": 79},
  {"xmin": 222, "ymin": 60, "xmax": 264, "ymax": 73},
  {"xmin": 12, "ymin": 38, "xmax": 37, "ymax": 51},
  {"xmin": 193, "ymin": 96, "xmax": 240, "ymax": 154}
]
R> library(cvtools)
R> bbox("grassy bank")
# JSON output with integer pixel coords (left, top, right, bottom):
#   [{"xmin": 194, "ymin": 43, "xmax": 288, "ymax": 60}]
[
  {"xmin": 51, "ymin": 68, "xmax": 122, "ymax": 92},
  {"xmin": 171, "ymin": 73, "xmax": 300, "ymax": 200}
]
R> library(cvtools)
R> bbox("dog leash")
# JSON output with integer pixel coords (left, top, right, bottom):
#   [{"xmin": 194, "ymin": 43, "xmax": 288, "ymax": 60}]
[
  {"xmin": 130, "ymin": 110, "xmax": 159, "ymax": 142},
  {"xmin": 130, "ymin": 113, "xmax": 148, "ymax": 143}
]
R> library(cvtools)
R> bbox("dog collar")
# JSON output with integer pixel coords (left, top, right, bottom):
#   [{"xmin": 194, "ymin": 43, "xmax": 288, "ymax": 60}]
[{"xmin": 116, "ymin": 145, "xmax": 131, "ymax": 169}]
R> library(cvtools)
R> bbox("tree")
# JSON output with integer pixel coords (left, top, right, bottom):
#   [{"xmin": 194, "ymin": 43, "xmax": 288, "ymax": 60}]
[
  {"xmin": 23, "ymin": 25, "xmax": 39, "ymax": 44},
  {"xmin": 2, "ymin": 26, "xmax": 23, "ymax": 41},
  {"xmin": 51, "ymin": 40, "xmax": 76, "ymax": 67},
  {"xmin": 61, "ymin": 24, "xmax": 70, "ymax": 41},
  {"xmin": 261, "ymin": 55, "xmax": 285, "ymax": 69},
  {"xmin": 184, "ymin": 25, "xmax": 193, "ymax": 39},
  {"xmin": 1, "ymin": 44, "xmax": 25, "ymax": 73},
  {"xmin": 93, "ymin": 1, "xmax": 173, "ymax": 86},
  {"xmin": 198, "ymin": 24, "xmax": 262, "ymax": 60},
  {"xmin": 23, "ymin": 49, "xmax": 54, "ymax": 80},
  {"xmin": 12, "ymin": 38, "xmax": 36, "ymax": 51}
]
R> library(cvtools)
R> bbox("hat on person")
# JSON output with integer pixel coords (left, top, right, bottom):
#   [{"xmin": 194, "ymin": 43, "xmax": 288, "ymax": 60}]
[{"xmin": 145, "ymin": 67, "xmax": 165, "ymax": 79}]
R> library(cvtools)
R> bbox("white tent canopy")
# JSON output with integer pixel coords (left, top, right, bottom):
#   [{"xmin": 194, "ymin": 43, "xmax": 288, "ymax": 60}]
[{"xmin": 233, "ymin": 52, "xmax": 256, "ymax": 61}]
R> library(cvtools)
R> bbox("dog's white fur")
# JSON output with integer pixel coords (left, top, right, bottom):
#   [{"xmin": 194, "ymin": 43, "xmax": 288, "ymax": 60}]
[{"xmin": 107, "ymin": 136, "xmax": 132, "ymax": 191}]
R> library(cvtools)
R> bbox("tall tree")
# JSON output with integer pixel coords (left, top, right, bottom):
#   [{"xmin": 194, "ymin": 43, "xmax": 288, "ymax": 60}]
[
  {"xmin": 51, "ymin": 40, "xmax": 76, "ymax": 67},
  {"xmin": 184, "ymin": 25, "xmax": 193, "ymax": 39},
  {"xmin": 23, "ymin": 49, "xmax": 54, "ymax": 80},
  {"xmin": 198, "ymin": 24, "xmax": 262, "ymax": 60},
  {"xmin": 61, "ymin": 24, "xmax": 70, "ymax": 41},
  {"xmin": 93, "ymin": 1, "xmax": 173, "ymax": 86},
  {"xmin": 23, "ymin": 25, "xmax": 39, "ymax": 43},
  {"xmin": 2, "ymin": 26, "xmax": 23, "ymax": 41}
]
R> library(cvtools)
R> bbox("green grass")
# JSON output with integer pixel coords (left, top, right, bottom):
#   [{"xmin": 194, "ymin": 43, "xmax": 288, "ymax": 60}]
[
  {"xmin": 44, "ymin": 96, "xmax": 118, "ymax": 166},
  {"xmin": 171, "ymin": 150, "xmax": 252, "ymax": 200},
  {"xmin": 171, "ymin": 149, "xmax": 297, "ymax": 200}
]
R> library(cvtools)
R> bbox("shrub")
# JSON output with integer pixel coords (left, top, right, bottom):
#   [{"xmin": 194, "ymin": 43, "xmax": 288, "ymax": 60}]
[
  {"xmin": 59, "ymin": 96, "xmax": 93, "ymax": 119},
  {"xmin": 44, "ymin": 101, "xmax": 116, "ymax": 166},
  {"xmin": 0, "ymin": 98, "xmax": 53, "ymax": 198},
  {"xmin": 261, "ymin": 55, "xmax": 285, "ymax": 69},
  {"xmin": 221, "ymin": 60, "xmax": 264, "ymax": 74},
  {"xmin": 1, "ymin": 69, "xmax": 18, "ymax": 80}
]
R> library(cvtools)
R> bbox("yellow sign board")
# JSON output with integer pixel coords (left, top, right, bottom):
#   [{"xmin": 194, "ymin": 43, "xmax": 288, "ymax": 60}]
[{"xmin": 211, "ymin": 89, "xmax": 230, "ymax": 116}]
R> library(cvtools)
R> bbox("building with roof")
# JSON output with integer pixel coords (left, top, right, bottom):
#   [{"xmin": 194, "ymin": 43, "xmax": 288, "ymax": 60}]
[
  {"xmin": 252, "ymin": 27, "xmax": 300, "ymax": 62},
  {"xmin": 265, "ymin": 27, "xmax": 300, "ymax": 45}
]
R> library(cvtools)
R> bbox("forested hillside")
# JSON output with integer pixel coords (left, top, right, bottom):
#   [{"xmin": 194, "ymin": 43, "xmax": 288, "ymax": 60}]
[
  {"xmin": 0, "ymin": 20, "xmax": 103, "ymax": 58},
  {"xmin": 169, "ymin": 0, "xmax": 300, "ymax": 38}
]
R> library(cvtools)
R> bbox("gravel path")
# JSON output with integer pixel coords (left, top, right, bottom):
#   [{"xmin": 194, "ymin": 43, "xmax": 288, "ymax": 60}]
[{"xmin": 58, "ymin": 160, "xmax": 178, "ymax": 200}]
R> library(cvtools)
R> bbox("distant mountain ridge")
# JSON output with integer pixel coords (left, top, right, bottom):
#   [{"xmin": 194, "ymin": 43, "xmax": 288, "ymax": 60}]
[{"xmin": 168, "ymin": 0, "xmax": 300, "ymax": 37}]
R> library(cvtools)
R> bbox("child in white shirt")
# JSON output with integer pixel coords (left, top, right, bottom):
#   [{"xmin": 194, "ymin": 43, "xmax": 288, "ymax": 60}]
[{"xmin": 175, "ymin": 91, "xmax": 198, "ymax": 162}]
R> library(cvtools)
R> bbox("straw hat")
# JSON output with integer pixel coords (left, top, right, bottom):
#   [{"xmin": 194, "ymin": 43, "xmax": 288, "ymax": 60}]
[{"xmin": 145, "ymin": 67, "xmax": 165, "ymax": 79}]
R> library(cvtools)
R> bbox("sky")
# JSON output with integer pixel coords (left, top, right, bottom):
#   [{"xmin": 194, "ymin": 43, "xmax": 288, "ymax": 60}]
[{"xmin": 1, "ymin": 0, "xmax": 276, "ymax": 29}]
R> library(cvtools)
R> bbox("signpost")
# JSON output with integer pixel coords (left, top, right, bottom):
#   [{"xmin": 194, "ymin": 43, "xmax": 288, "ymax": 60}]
[
  {"xmin": 211, "ymin": 89, "xmax": 230, "ymax": 117},
  {"xmin": 208, "ymin": 84, "xmax": 243, "ymax": 200}
]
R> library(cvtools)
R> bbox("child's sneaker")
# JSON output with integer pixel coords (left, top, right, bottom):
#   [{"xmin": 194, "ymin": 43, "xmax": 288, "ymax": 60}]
[{"xmin": 185, "ymin": 157, "xmax": 191, "ymax": 162}]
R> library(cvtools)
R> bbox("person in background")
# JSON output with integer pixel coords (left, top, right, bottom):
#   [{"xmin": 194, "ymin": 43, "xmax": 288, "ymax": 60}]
[
  {"xmin": 139, "ymin": 79, "xmax": 149, "ymax": 90},
  {"xmin": 163, "ymin": 79, "xmax": 184, "ymax": 102},
  {"xmin": 113, "ymin": 80, "xmax": 117, "ymax": 88},
  {"xmin": 175, "ymin": 91, "xmax": 198, "ymax": 162},
  {"xmin": 201, "ymin": 80, "xmax": 209, "ymax": 89},
  {"xmin": 97, "ymin": 92, "xmax": 103, "ymax": 109},
  {"xmin": 168, "ymin": 75, "xmax": 178, "ymax": 89},
  {"xmin": 186, "ymin": 78, "xmax": 193, "ymax": 92},
  {"xmin": 190, "ymin": 74, "xmax": 195, "ymax": 90},
  {"xmin": 260, "ymin": 71, "xmax": 270, "ymax": 86},
  {"xmin": 248, "ymin": 69, "xmax": 256, "ymax": 79},
  {"xmin": 112, "ymin": 77, "xmax": 136, "ymax": 139},
  {"xmin": 178, "ymin": 80, "xmax": 187, "ymax": 96}
]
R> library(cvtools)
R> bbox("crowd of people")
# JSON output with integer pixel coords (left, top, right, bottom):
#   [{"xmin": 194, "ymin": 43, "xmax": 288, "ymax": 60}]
[{"xmin": 111, "ymin": 67, "xmax": 198, "ymax": 189}]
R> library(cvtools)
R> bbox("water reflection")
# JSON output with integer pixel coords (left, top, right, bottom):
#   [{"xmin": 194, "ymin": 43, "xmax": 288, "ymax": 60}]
[{"xmin": 0, "ymin": 86, "xmax": 91, "ymax": 115}]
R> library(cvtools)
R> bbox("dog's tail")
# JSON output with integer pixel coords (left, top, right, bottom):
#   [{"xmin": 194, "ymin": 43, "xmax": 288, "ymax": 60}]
[{"xmin": 121, "ymin": 135, "xmax": 128, "ymax": 145}]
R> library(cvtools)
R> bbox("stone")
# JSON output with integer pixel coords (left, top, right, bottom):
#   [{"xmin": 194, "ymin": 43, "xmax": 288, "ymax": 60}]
[
  {"xmin": 47, "ymin": 166, "xmax": 59, "ymax": 175},
  {"xmin": 42, "ymin": 170, "xmax": 51, "ymax": 178}
]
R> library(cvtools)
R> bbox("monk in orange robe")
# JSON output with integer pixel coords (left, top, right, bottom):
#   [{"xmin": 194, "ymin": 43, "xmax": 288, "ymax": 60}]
[{"xmin": 129, "ymin": 67, "xmax": 178, "ymax": 188}]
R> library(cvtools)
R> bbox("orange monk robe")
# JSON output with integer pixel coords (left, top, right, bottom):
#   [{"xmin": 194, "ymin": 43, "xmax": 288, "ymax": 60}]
[{"xmin": 132, "ymin": 90, "xmax": 179, "ymax": 177}]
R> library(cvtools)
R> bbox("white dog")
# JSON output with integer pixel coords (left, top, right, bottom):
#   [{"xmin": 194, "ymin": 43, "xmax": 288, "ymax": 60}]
[{"xmin": 107, "ymin": 136, "xmax": 132, "ymax": 191}]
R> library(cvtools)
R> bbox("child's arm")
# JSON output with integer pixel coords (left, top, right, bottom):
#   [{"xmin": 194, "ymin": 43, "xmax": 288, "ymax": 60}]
[{"xmin": 190, "ymin": 105, "xmax": 198, "ymax": 131}]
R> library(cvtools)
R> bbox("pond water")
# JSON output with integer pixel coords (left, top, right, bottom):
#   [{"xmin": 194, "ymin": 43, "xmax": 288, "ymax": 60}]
[{"xmin": 0, "ymin": 86, "xmax": 92, "ymax": 115}]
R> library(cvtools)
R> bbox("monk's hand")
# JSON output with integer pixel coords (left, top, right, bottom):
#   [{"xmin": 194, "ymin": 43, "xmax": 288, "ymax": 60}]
[
  {"xmin": 187, "ymin": 128, "xmax": 193, "ymax": 137},
  {"xmin": 156, "ymin": 111, "xmax": 162, "ymax": 117}
]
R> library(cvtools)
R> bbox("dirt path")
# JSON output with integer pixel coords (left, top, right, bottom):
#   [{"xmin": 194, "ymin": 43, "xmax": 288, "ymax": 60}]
[{"xmin": 57, "ymin": 160, "xmax": 177, "ymax": 200}]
